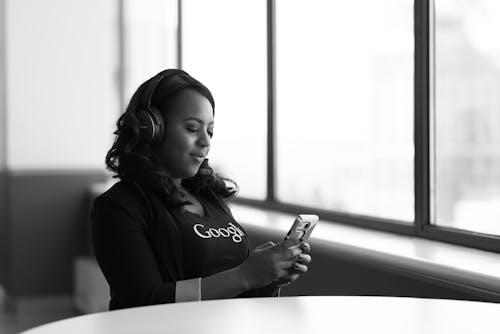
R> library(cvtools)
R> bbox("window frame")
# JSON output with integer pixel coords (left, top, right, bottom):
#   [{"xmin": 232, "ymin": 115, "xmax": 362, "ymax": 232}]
[{"xmin": 177, "ymin": 0, "xmax": 500, "ymax": 253}]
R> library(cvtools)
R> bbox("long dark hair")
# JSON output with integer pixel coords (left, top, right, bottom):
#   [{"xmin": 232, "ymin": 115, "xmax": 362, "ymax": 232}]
[{"xmin": 105, "ymin": 69, "xmax": 238, "ymax": 207}]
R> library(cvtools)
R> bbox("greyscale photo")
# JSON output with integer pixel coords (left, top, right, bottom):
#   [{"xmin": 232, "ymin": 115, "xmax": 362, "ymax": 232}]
[{"xmin": 1, "ymin": 0, "xmax": 500, "ymax": 333}]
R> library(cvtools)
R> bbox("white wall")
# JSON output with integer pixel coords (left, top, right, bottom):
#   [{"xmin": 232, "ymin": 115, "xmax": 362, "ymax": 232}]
[
  {"xmin": 0, "ymin": 0, "xmax": 6, "ymax": 170},
  {"xmin": 6, "ymin": 0, "xmax": 119, "ymax": 170}
]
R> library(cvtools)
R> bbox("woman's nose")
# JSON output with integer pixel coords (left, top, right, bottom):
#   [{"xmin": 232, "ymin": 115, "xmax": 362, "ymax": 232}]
[{"xmin": 197, "ymin": 131, "xmax": 210, "ymax": 147}]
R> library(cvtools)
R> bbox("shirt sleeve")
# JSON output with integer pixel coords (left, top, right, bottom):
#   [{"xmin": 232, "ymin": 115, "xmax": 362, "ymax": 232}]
[
  {"xmin": 175, "ymin": 277, "xmax": 201, "ymax": 302},
  {"xmin": 91, "ymin": 196, "xmax": 178, "ymax": 308}
]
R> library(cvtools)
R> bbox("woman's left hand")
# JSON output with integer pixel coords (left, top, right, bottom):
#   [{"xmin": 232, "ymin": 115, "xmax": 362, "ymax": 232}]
[
  {"xmin": 291, "ymin": 241, "xmax": 312, "ymax": 273},
  {"xmin": 275, "ymin": 242, "xmax": 312, "ymax": 286}
]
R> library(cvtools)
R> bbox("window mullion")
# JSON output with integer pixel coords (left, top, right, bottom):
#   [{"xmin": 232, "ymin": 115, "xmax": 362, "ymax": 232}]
[
  {"xmin": 414, "ymin": 0, "xmax": 431, "ymax": 235},
  {"xmin": 267, "ymin": 0, "xmax": 276, "ymax": 203},
  {"xmin": 177, "ymin": 0, "xmax": 183, "ymax": 69}
]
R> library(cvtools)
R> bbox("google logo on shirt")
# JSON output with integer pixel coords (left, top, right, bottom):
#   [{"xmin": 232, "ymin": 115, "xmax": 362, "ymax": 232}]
[{"xmin": 193, "ymin": 222, "xmax": 245, "ymax": 243}]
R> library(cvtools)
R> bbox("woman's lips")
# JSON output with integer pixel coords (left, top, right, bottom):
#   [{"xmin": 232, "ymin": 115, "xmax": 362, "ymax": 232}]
[{"xmin": 190, "ymin": 154, "xmax": 204, "ymax": 162}]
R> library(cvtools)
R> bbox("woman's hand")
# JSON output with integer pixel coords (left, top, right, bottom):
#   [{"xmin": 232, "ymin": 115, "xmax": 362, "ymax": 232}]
[
  {"xmin": 236, "ymin": 238, "xmax": 310, "ymax": 290},
  {"xmin": 274, "ymin": 241, "xmax": 311, "ymax": 286}
]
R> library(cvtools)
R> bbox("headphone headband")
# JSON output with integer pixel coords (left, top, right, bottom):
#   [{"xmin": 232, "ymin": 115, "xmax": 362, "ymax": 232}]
[
  {"xmin": 141, "ymin": 72, "xmax": 166, "ymax": 113},
  {"xmin": 137, "ymin": 69, "xmax": 192, "ymax": 146}
]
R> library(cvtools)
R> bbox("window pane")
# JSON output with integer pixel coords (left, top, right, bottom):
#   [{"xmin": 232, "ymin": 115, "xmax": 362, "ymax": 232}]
[
  {"xmin": 124, "ymin": 0, "xmax": 178, "ymax": 105},
  {"xmin": 433, "ymin": 0, "xmax": 500, "ymax": 235},
  {"xmin": 183, "ymin": 0, "xmax": 267, "ymax": 199},
  {"xmin": 275, "ymin": 0, "xmax": 414, "ymax": 221}
]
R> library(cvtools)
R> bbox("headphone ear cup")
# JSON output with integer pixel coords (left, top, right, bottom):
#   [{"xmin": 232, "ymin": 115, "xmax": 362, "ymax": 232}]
[
  {"xmin": 136, "ymin": 70, "xmax": 171, "ymax": 146},
  {"xmin": 148, "ymin": 107, "xmax": 165, "ymax": 146},
  {"xmin": 136, "ymin": 108, "xmax": 165, "ymax": 146},
  {"xmin": 136, "ymin": 109, "xmax": 156, "ymax": 144}
]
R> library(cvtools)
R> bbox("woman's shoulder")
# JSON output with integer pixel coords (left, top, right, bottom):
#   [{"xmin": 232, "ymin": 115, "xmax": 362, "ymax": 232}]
[
  {"xmin": 93, "ymin": 180, "xmax": 153, "ymax": 217},
  {"xmin": 97, "ymin": 180, "xmax": 142, "ymax": 201}
]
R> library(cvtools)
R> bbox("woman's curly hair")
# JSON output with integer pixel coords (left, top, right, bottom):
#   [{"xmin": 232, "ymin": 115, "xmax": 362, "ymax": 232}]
[{"xmin": 105, "ymin": 69, "xmax": 238, "ymax": 207}]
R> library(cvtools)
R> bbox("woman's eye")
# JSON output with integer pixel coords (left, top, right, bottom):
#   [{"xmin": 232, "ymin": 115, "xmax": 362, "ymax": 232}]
[{"xmin": 187, "ymin": 126, "xmax": 213, "ymax": 138}]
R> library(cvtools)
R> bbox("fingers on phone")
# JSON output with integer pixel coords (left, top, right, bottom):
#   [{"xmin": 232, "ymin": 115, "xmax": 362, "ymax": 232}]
[
  {"xmin": 300, "ymin": 242, "xmax": 311, "ymax": 253},
  {"xmin": 292, "ymin": 262, "xmax": 308, "ymax": 273},
  {"xmin": 297, "ymin": 253, "xmax": 311, "ymax": 264}
]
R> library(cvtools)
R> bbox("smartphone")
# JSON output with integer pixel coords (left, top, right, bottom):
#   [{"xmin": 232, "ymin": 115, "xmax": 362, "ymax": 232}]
[{"xmin": 284, "ymin": 214, "xmax": 319, "ymax": 242}]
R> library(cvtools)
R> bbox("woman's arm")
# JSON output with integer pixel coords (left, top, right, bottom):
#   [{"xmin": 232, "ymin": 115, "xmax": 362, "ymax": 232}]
[
  {"xmin": 91, "ymin": 196, "xmax": 178, "ymax": 306},
  {"xmin": 201, "ymin": 239, "xmax": 305, "ymax": 300},
  {"xmin": 200, "ymin": 266, "xmax": 248, "ymax": 300}
]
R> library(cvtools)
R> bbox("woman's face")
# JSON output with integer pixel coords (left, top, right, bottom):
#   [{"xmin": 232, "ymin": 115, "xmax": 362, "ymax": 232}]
[{"xmin": 154, "ymin": 89, "xmax": 214, "ymax": 184}]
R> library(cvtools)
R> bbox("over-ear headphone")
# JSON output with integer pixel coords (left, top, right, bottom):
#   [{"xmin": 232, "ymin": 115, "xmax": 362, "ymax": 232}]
[{"xmin": 136, "ymin": 70, "xmax": 178, "ymax": 146}]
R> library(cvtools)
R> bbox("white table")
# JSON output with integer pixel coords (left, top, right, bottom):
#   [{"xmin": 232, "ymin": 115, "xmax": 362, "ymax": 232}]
[{"xmin": 20, "ymin": 296, "xmax": 500, "ymax": 333}]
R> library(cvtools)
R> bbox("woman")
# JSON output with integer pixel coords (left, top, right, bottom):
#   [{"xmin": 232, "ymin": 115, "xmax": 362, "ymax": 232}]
[{"xmin": 91, "ymin": 69, "xmax": 311, "ymax": 310}]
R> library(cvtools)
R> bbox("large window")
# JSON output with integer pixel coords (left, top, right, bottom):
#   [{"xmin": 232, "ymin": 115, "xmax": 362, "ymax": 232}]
[
  {"xmin": 171, "ymin": 0, "xmax": 500, "ymax": 252},
  {"xmin": 275, "ymin": 0, "xmax": 414, "ymax": 221},
  {"xmin": 433, "ymin": 0, "xmax": 500, "ymax": 236},
  {"xmin": 182, "ymin": 0, "xmax": 267, "ymax": 200}
]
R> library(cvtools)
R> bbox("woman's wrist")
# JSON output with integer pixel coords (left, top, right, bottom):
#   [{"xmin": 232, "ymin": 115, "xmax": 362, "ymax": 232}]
[
  {"xmin": 234, "ymin": 264, "xmax": 253, "ymax": 291},
  {"xmin": 200, "ymin": 265, "xmax": 251, "ymax": 300}
]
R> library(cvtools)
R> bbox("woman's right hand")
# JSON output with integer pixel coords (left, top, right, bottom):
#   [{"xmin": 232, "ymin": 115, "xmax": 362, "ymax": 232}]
[{"xmin": 237, "ymin": 238, "xmax": 304, "ymax": 290}]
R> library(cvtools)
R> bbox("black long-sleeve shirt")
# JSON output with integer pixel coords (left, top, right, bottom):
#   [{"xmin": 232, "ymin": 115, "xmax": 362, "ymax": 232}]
[{"xmin": 91, "ymin": 180, "xmax": 275, "ymax": 310}]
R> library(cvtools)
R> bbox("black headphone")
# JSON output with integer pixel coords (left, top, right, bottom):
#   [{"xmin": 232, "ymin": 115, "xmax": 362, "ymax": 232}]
[{"xmin": 136, "ymin": 70, "xmax": 178, "ymax": 146}]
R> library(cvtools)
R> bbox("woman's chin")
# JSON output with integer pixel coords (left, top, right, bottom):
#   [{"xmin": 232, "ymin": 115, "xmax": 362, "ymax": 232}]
[{"xmin": 181, "ymin": 167, "xmax": 201, "ymax": 179}]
